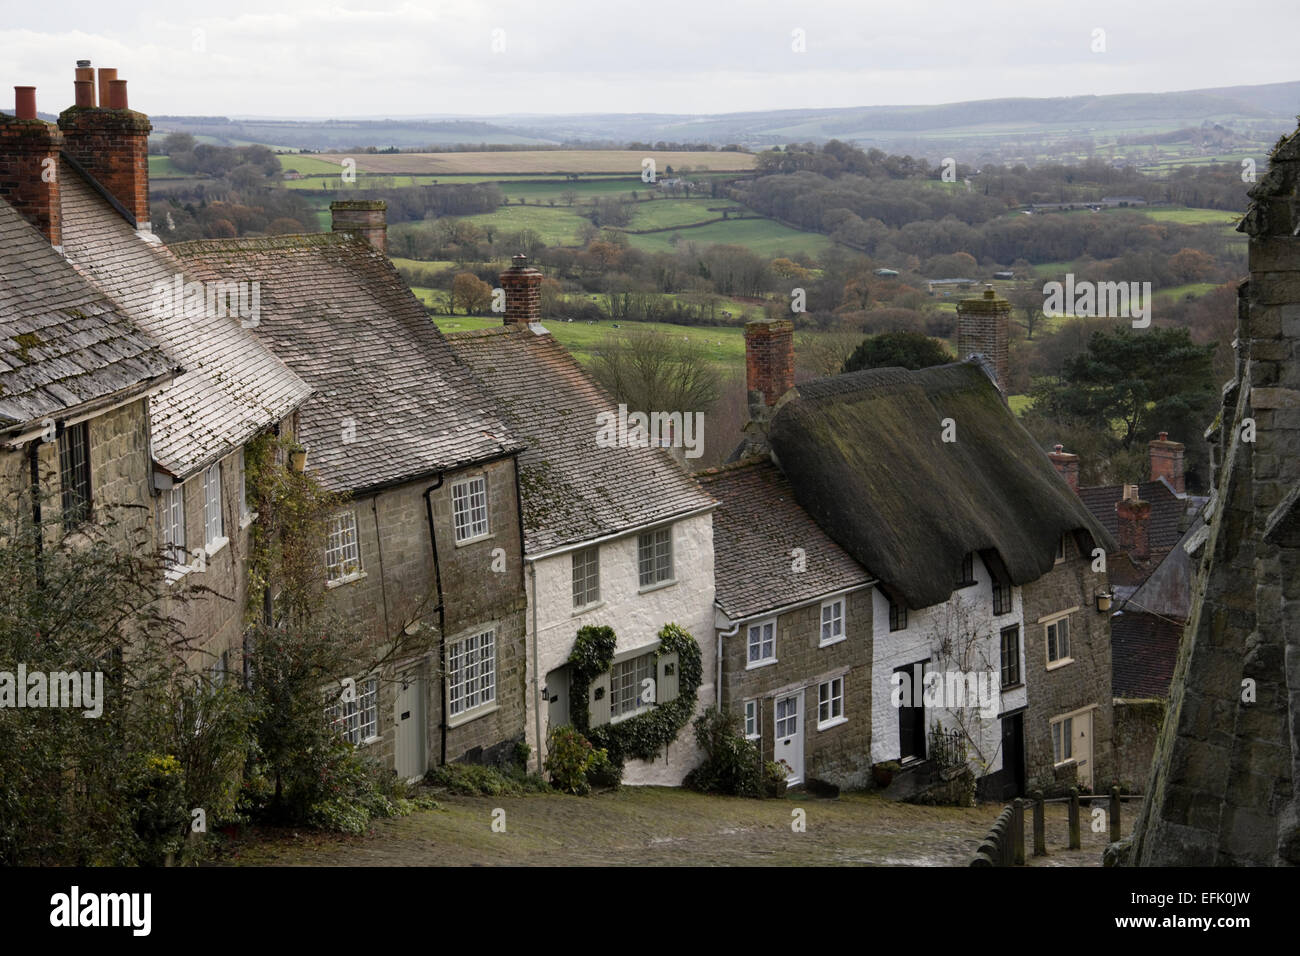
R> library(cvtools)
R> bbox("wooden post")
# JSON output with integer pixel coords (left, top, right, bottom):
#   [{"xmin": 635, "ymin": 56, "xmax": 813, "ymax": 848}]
[
  {"xmin": 1012, "ymin": 798, "xmax": 1025, "ymax": 865},
  {"xmin": 1068, "ymin": 787, "xmax": 1081, "ymax": 850},
  {"xmin": 1032, "ymin": 790, "xmax": 1045, "ymax": 856},
  {"xmin": 1110, "ymin": 786, "xmax": 1121, "ymax": 842}
]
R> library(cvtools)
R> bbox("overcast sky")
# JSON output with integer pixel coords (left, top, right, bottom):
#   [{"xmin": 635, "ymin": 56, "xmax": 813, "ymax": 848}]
[{"xmin": 2, "ymin": 0, "xmax": 1296, "ymax": 118}]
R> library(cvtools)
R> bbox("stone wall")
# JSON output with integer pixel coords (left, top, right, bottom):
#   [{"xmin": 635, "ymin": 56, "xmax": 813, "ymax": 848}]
[
  {"xmin": 1127, "ymin": 126, "xmax": 1300, "ymax": 866},
  {"xmin": 721, "ymin": 586, "xmax": 874, "ymax": 789},
  {"xmin": 1114, "ymin": 699, "xmax": 1165, "ymax": 792},
  {"xmin": 1020, "ymin": 536, "xmax": 1114, "ymax": 795}
]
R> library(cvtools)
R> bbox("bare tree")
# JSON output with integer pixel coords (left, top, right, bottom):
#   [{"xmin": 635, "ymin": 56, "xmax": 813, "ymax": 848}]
[{"xmin": 590, "ymin": 327, "xmax": 721, "ymax": 416}]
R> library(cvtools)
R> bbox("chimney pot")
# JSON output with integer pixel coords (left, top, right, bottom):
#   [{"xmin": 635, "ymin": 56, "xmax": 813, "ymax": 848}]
[
  {"xmin": 76, "ymin": 59, "xmax": 91, "ymax": 69},
  {"xmin": 74, "ymin": 80, "xmax": 94, "ymax": 108},
  {"xmin": 96, "ymin": 68, "xmax": 117, "ymax": 108},
  {"xmin": 14, "ymin": 86, "xmax": 37, "ymax": 120},
  {"xmin": 108, "ymin": 79, "xmax": 128, "ymax": 110}
]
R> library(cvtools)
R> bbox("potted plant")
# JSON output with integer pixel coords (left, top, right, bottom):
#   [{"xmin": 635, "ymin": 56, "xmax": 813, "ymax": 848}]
[
  {"xmin": 288, "ymin": 443, "xmax": 308, "ymax": 473},
  {"xmin": 872, "ymin": 760, "xmax": 902, "ymax": 788}
]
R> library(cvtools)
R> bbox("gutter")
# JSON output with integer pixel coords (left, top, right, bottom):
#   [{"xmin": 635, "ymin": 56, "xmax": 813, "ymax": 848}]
[{"xmin": 421, "ymin": 474, "xmax": 448, "ymax": 766}]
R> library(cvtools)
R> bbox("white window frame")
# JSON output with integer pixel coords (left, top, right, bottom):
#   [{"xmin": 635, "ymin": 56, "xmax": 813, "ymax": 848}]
[
  {"xmin": 571, "ymin": 546, "xmax": 601, "ymax": 610},
  {"xmin": 743, "ymin": 699, "xmax": 760, "ymax": 740},
  {"xmin": 819, "ymin": 598, "xmax": 846, "ymax": 647},
  {"xmin": 202, "ymin": 461, "xmax": 226, "ymax": 553},
  {"xmin": 609, "ymin": 650, "xmax": 657, "ymax": 722},
  {"xmin": 451, "ymin": 475, "xmax": 490, "ymax": 544},
  {"xmin": 1051, "ymin": 714, "xmax": 1074, "ymax": 765},
  {"xmin": 447, "ymin": 628, "xmax": 497, "ymax": 722},
  {"xmin": 327, "ymin": 675, "xmax": 380, "ymax": 746},
  {"xmin": 1055, "ymin": 534, "xmax": 1067, "ymax": 564},
  {"xmin": 637, "ymin": 526, "xmax": 674, "ymax": 590},
  {"xmin": 325, "ymin": 509, "xmax": 364, "ymax": 585},
  {"xmin": 157, "ymin": 484, "xmax": 187, "ymax": 572},
  {"xmin": 1043, "ymin": 609, "xmax": 1075, "ymax": 669},
  {"xmin": 746, "ymin": 618, "xmax": 777, "ymax": 669},
  {"xmin": 817, "ymin": 676, "xmax": 846, "ymax": 730}
]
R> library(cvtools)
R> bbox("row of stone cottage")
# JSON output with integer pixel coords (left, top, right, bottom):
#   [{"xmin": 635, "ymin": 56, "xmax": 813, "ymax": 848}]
[{"xmin": 1, "ymin": 64, "xmax": 1118, "ymax": 796}]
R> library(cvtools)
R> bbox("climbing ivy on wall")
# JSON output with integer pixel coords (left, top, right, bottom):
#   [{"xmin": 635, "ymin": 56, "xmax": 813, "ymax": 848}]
[{"xmin": 567, "ymin": 622, "xmax": 702, "ymax": 766}]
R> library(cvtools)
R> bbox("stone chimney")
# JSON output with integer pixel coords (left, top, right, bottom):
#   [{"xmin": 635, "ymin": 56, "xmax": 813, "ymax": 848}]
[
  {"xmin": 744, "ymin": 318, "xmax": 794, "ymax": 414},
  {"xmin": 957, "ymin": 285, "xmax": 1010, "ymax": 392},
  {"xmin": 57, "ymin": 63, "xmax": 151, "ymax": 229},
  {"xmin": 1149, "ymin": 431, "xmax": 1185, "ymax": 493},
  {"xmin": 0, "ymin": 86, "xmax": 63, "ymax": 245},
  {"xmin": 330, "ymin": 199, "xmax": 387, "ymax": 254},
  {"xmin": 1116, "ymin": 492, "xmax": 1151, "ymax": 562},
  {"xmin": 499, "ymin": 254, "xmax": 542, "ymax": 326},
  {"xmin": 1047, "ymin": 443, "xmax": 1079, "ymax": 493}
]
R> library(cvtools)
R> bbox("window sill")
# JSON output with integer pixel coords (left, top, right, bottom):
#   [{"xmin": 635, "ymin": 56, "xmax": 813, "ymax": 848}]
[
  {"xmin": 205, "ymin": 536, "xmax": 229, "ymax": 559},
  {"xmin": 453, "ymin": 532, "xmax": 494, "ymax": 549},
  {"xmin": 327, "ymin": 570, "xmax": 368, "ymax": 589},
  {"xmin": 744, "ymin": 734, "xmax": 761, "ymax": 742},
  {"xmin": 1046, "ymin": 657, "xmax": 1074, "ymax": 671},
  {"xmin": 572, "ymin": 599, "xmax": 605, "ymax": 617},
  {"xmin": 447, "ymin": 701, "xmax": 498, "ymax": 729},
  {"xmin": 817, "ymin": 716, "xmax": 848, "ymax": 732},
  {"xmin": 610, "ymin": 706, "xmax": 655, "ymax": 725},
  {"xmin": 239, "ymin": 511, "xmax": 258, "ymax": 531},
  {"xmin": 637, "ymin": 578, "xmax": 677, "ymax": 595},
  {"xmin": 360, "ymin": 734, "xmax": 382, "ymax": 747},
  {"xmin": 164, "ymin": 564, "xmax": 192, "ymax": 586},
  {"xmin": 745, "ymin": 657, "xmax": 778, "ymax": 671},
  {"xmin": 1000, "ymin": 682, "xmax": 1024, "ymax": 692},
  {"xmin": 818, "ymin": 635, "xmax": 846, "ymax": 648}
]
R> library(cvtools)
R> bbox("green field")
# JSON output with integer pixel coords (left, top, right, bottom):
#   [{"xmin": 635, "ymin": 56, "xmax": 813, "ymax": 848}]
[
  {"xmin": 147, "ymin": 155, "xmax": 189, "ymax": 178},
  {"xmin": 624, "ymin": 217, "xmax": 834, "ymax": 257},
  {"xmin": 623, "ymin": 198, "xmax": 744, "ymax": 231},
  {"xmin": 1141, "ymin": 207, "xmax": 1241, "ymax": 226}
]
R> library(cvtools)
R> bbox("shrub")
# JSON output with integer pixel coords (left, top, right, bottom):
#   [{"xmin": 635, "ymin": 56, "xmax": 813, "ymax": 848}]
[
  {"xmin": 683, "ymin": 707, "xmax": 765, "ymax": 797},
  {"xmin": 425, "ymin": 762, "xmax": 548, "ymax": 796},
  {"xmin": 586, "ymin": 748, "xmax": 623, "ymax": 791},
  {"xmin": 545, "ymin": 725, "xmax": 596, "ymax": 795}
]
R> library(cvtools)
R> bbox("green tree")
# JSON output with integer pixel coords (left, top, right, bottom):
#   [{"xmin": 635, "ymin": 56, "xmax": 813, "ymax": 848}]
[
  {"xmin": 1030, "ymin": 326, "xmax": 1216, "ymax": 452},
  {"xmin": 842, "ymin": 330, "xmax": 953, "ymax": 373}
]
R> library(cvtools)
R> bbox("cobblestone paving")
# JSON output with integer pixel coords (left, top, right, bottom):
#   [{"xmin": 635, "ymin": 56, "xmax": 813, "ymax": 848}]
[{"xmin": 225, "ymin": 788, "xmax": 1010, "ymax": 867}]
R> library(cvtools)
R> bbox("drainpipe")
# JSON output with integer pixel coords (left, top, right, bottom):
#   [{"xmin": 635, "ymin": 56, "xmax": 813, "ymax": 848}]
[
  {"xmin": 28, "ymin": 439, "xmax": 44, "ymax": 581},
  {"xmin": 527, "ymin": 558, "xmax": 543, "ymax": 773},
  {"xmin": 716, "ymin": 611, "xmax": 742, "ymax": 712},
  {"xmin": 422, "ymin": 474, "xmax": 447, "ymax": 765}
]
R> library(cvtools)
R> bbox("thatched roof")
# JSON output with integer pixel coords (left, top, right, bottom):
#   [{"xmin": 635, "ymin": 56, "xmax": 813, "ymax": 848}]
[{"xmin": 768, "ymin": 359, "xmax": 1115, "ymax": 609}]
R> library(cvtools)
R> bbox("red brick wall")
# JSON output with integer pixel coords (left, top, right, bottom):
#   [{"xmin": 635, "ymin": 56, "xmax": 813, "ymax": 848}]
[
  {"xmin": 0, "ymin": 116, "xmax": 62, "ymax": 244},
  {"xmin": 1116, "ymin": 497, "xmax": 1151, "ymax": 561},
  {"xmin": 744, "ymin": 318, "xmax": 794, "ymax": 405},
  {"xmin": 57, "ymin": 107, "xmax": 152, "ymax": 227},
  {"xmin": 1148, "ymin": 433, "xmax": 1185, "ymax": 493},
  {"xmin": 499, "ymin": 261, "xmax": 542, "ymax": 325},
  {"xmin": 956, "ymin": 291, "xmax": 1010, "ymax": 391}
]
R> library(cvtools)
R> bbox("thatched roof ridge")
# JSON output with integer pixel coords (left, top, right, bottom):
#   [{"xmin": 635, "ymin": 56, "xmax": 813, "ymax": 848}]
[{"xmin": 769, "ymin": 359, "xmax": 1115, "ymax": 609}]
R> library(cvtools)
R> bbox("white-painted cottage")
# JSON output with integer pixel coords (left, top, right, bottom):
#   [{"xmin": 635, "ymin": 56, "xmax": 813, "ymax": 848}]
[{"xmin": 448, "ymin": 257, "xmax": 717, "ymax": 784}]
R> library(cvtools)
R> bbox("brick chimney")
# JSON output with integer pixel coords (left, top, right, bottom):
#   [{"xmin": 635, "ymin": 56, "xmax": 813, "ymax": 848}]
[
  {"xmin": 57, "ymin": 63, "xmax": 152, "ymax": 229},
  {"xmin": 957, "ymin": 285, "xmax": 1010, "ymax": 392},
  {"xmin": 330, "ymin": 199, "xmax": 387, "ymax": 254},
  {"xmin": 745, "ymin": 318, "xmax": 795, "ymax": 412},
  {"xmin": 1048, "ymin": 443, "xmax": 1079, "ymax": 493},
  {"xmin": 499, "ymin": 254, "xmax": 542, "ymax": 326},
  {"xmin": 1116, "ymin": 492, "xmax": 1151, "ymax": 563},
  {"xmin": 0, "ymin": 86, "xmax": 63, "ymax": 245},
  {"xmin": 1149, "ymin": 431, "xmax": 1185, "ymax": 493}
]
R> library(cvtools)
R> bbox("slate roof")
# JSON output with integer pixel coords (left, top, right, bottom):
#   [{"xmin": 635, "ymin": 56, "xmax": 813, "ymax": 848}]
[
  {"xmin": 446, "ymin": 324, "xmax": 715, "ymax": 555},
  {"xmin": 699, "ymin": 459, "xmax": 874, "ymax": 620},
  {"xmin": 174, "ymin": 233, "xmax": 522, "ymax": 493},
  {"xmin": 768, "ymin": 359, "xmax": 1116, "ymax": 609},
  {"xmin": 1111, "ymin": 612, "xmax": 1183, "ymax": 699},
  {"xmin": 58, "ymin": 166, "xmax": 311, "ymax": 479},
  {"xmin": 1121, "ymin": 515, "xmax": 1205, "ymax": 621},
  {"xmin": 0, "ymin": 198, "xmax": 175, "ymax": 431},
  {"xmin": 1078, "ymin": 478, "xmax": 1203, "ymax": 557}
]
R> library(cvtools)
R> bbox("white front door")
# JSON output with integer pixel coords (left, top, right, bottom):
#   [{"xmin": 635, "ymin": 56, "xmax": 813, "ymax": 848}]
[
  {"xmin": 395, "ymin": 668, "xmax": 427, "ymax": 781},
  {"xmin": 774, "ymin": 690, "xmax": 804, "ymax": 785},
  {"xmin": 1074, "ymin": 710, "xmax": 1093, "ymax": 790}
]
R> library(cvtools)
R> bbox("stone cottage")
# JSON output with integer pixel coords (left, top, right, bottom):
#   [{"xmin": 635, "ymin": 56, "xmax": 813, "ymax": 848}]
[{"xmin": 447, "ymin": 257, "xmax": 717, "ymax": 784}]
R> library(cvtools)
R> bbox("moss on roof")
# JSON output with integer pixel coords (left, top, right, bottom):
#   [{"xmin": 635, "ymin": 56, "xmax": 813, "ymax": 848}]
[{"xmin": 769, "ymin": 359, "xmax": 1115, "ymax": 609}]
